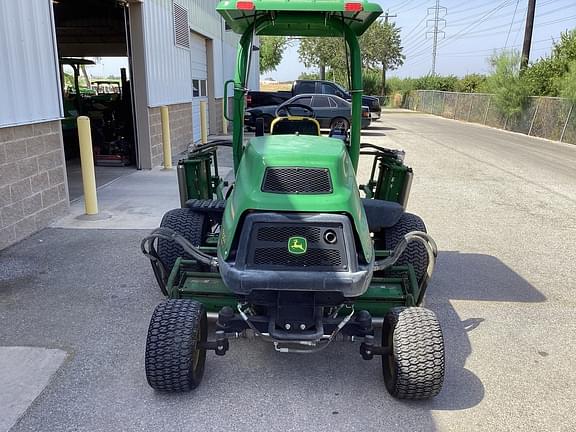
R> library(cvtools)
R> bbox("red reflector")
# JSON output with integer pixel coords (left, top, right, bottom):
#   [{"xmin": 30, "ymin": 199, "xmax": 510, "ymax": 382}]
[
  {"xmin": 344, "ymin": 2, "xmax": 363, "ymax": 12},
  {"xmin": 236, "ymin": 1, "xmax": 254, "ymax": 10}
]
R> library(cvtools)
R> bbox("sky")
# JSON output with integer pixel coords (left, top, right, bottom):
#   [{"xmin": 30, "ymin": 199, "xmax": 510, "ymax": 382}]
[{"xmin": 266, "ymin": 0, "xmax": 576, "ymax": 82}]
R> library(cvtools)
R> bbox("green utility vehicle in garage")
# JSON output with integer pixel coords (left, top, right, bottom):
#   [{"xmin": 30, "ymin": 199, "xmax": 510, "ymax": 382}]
[{"xmin": 142, "ymin": 0, "xmax": 444, "ymax": 399}]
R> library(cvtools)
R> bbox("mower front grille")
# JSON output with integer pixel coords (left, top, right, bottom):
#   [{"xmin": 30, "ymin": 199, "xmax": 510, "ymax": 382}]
[
  {"xmin": 254, "ymin": 248, "xmax": 342, "ymax": 267},
  {"xmin": 256, "ymin": 226, "xmax": 322, "ymax": 243},
  {"xmin": 246, "ymin": 222, "xmax": 348, "ymax": 271},
  {"xmin": 262, "ymin": 168, "xmax": 332, "ymax": 194}
]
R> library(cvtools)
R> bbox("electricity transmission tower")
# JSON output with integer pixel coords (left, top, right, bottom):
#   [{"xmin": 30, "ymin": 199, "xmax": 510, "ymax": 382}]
[{"xmin": 426, "ymin": 0, "xmax": 447, "ymax": 75}]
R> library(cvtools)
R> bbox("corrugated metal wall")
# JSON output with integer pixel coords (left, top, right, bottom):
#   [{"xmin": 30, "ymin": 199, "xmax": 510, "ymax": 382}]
[
  {"xmin": 143, "ymin": 0, "xmax": 257, "ymax": 107},
  {"xmin": 0, "ymin": 0, "xmax": 62, "ymax": 127},
  {"xmin": 143, "ymin": 0, "xmax": 193, "ymax": 106}
]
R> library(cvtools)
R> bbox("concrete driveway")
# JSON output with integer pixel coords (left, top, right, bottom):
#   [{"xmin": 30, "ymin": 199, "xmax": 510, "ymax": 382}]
[{"xmin": 1, "ymin": 112, "xmax": 575, "ymax": 431}]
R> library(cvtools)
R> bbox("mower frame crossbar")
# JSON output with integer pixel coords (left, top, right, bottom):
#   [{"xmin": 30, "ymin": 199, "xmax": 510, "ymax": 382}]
[{"xmin": 166, "ymin": 255, "xmax": 421, "ymax": 317}]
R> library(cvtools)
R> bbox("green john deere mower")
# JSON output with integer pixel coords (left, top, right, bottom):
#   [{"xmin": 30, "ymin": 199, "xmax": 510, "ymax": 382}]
[{"xmin": 141, "ymin": 0, "xmax": 445, "ymax": 399}]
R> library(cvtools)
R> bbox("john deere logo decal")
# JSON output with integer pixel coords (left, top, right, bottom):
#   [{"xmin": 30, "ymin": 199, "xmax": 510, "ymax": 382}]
[{"xmin": 288, "ymin": 236, "xmax": 307, "ymax": 255}]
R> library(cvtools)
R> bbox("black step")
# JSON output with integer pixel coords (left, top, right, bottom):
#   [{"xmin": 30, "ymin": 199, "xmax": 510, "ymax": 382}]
[{"xmin": 186, "ymin": 199, "xmax": 226, "ymax": 213}]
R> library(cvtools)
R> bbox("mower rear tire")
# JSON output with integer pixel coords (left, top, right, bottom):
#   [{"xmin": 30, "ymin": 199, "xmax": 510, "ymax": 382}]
[
  {"xmin": 157, "ymin": 208, "xmax": 207, "ymax": 274},
  {"xmin": 384, "ymin": 213, "xmax": 428, "ymax": 282},
  {"xmin": 145, "ymin": 299, "xmax": 207, "ymax": 392},
  {"xmin": 382, "ymin": 307, "xmax": 444, "ymax": 399}
]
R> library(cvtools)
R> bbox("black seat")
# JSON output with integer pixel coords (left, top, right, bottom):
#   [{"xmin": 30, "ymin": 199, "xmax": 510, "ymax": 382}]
[
  {"xmin": 362, "ymin": 198, "xmax": 404, "ymax": 233},
  {"xmin": 270, "ymin": 117, "xmax": 320, "ymax": 136}
]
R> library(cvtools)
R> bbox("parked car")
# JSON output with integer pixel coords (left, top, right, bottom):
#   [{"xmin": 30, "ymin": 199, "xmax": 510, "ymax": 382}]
[
  {"xmin": 246, "ymin": 79, "xmax": 381, "ymax": 119},
  {"xmin": 293, "ymin": 80, "xmax": 381, "ymax": 120},
  {"xmin": 246, "ymin": 91, "xmax": 291, "ymax": 108},
  {"xmin": 244, "ymin": 94, "xmax": 371, "ymax": 132}
]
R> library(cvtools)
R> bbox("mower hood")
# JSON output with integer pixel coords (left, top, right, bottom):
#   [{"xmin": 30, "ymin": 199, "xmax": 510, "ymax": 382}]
[{"xmin": 218, "ymin": 135, "xmax": 373, "ymax": 262}]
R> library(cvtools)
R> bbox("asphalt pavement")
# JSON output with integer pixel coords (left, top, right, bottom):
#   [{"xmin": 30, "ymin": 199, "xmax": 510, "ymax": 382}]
[{"xmin": 1, "ymin": 112, "xmax": 575, "ymax": 431}]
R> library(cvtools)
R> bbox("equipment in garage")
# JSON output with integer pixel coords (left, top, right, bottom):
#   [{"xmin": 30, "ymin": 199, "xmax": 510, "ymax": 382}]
[
  {"xmin": 54, "ymin": 0, "xmax": 137, "ymax": 167},
  {"xmin": 59, "ymin": 59, "xmax": 134, "ymax": 166}
]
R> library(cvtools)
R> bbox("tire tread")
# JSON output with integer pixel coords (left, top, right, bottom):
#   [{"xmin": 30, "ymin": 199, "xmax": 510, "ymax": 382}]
[{"xmin": 383, "ymin": 307, "xmax": 445, "ymax": 399}]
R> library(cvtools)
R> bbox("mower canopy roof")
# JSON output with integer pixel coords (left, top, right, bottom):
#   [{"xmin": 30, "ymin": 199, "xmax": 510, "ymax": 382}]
[{"xmin": 217, "ymin": 0, "xmax": 382, "ymax": 36}]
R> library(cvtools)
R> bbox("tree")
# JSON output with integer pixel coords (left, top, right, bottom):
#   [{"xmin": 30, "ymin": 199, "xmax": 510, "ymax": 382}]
[
  {"xmin": 485, "ymin": 51, "xmax": 530, "ymax": 119},
  {"xmin": 298, "ymin": 37, "xmax": 347, "ymax": 80},
  {"xmin": 259, "ymin": 36, "xmax": 290, "ymax": 73},
  {"xmin": 361, "ymin": 20, "xmax": 405, "ymax": 95},
  {"xmin": 522, "ymin": 29, "xmax": 576, "ymax": 96}
]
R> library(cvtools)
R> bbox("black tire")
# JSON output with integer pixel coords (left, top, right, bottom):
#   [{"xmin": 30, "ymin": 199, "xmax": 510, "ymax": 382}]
[
  {"xmin": 145, "ymin": 299, "xmax": 208, "ymax": 392},
  {"xmin": 157, "ymin": 208, "xmax": 207, "ymax": 274},
  {"xmin": 384, "ymin": 213, "xmax": 428, "ymax": 282},
  {"xmin": 382, "ymin": 307, "xmax": 444, "ymax": 399},
  {"xmin": 330, "ymin": 117, "xmax": 350, "ymax": 131}
]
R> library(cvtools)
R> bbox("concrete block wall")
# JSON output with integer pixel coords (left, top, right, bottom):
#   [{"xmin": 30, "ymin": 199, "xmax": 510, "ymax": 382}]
[
  {"xmin": 0, "ymin": 121, "xmax": 69, "ymax": 250},
  {"xmin": 148, "ymin": 103, "xmax": 193, "ymax": 166},
  {"xmin": 211, "ymin": 98, "xmax": 224, "ymax": 135}
]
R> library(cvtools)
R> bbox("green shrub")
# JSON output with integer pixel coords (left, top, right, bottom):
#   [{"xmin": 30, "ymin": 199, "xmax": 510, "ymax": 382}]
[
  {"xmin": 298, "ymin": 71, "xmax": 320, "ymax": 80},
  {"xmin": 455, "ymin": 74, "xmax": 487, "ymax": 93},
  {"xmin": 485, "ymin": 51, "xmax": 531, "ymax": 118},
  {"xmin": 557, "ymin": 60, "xmax": 576, "ymax": 103},
  {"xmin": 413, "ymin": 75, "xmax": 458, "ymax": 91},
  {"xmin": 362, "ymin": 69, "xmax": 382, "ymax": 95},
  {"xmin": 387, "ymin": 77, "xmax": 416, "ymax": 96}
]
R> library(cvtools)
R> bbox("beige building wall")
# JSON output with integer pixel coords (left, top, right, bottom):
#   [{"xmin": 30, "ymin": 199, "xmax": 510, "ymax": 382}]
[
  {"xmin": 148, "ymin": 103, "xmax": 194, "ymax": 167},
  {"xmin": 0, "ymin": 121, "xmax": 69, "ymax": 250}
]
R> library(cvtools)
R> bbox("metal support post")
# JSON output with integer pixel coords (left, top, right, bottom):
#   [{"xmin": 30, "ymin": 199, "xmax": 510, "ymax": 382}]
[
  {"xmin": 528, "ymin": 98, "xmax": 540, "ymax": 136},
  {"xmin": 483, "ymin": 96, "xmax": 492, "ymax": 125},
  {"xmin": 222, "ymin": 101, "xmax": 228, "ymax": 135},
  {"xmin": 161, "ymin": 106, "xmax": 172, "ymax": 169},
  {"xmin": 77, "ymin": 116, "xmax": 98, "ymax": 215},
  {"xmin": 200, "ymin": 100, "xmax": 208, "ymax": 144},
  {"xmin": 560, "ymin": 103, "xmax": 573, "ymax": 143}
]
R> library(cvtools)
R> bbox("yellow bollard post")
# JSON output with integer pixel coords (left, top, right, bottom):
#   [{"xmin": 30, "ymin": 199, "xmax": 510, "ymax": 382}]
[
  {"xmin": 200, "ymin": 100, "xmax": 208, "ymax": 144},
  {"xmin": 160, "ymin": 106, "xmax": 172, "ymax": 169},
  {"xmin": 77, "ymin": 116, "xmax": 98, "ymax": 215},
  {"xmin": 222, "ymin": 101, "xmax": 228, "ymax": 135}
]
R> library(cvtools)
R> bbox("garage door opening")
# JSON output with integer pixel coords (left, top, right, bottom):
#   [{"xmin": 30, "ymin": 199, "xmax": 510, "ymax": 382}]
[{"xmin": 53, "ymin": 0, "xmax": 138, "ymax": 200}]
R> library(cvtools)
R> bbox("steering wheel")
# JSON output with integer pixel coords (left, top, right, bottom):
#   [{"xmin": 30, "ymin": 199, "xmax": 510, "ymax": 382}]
[{"xmin": 275, "ymin": 103, "xmax": 316, "ymax": 118}]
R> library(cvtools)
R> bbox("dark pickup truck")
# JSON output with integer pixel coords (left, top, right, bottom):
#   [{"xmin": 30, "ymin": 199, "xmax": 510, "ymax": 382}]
[{"xmin": 247, "ymin": 80, "xmax": 381, "ymax": 119}]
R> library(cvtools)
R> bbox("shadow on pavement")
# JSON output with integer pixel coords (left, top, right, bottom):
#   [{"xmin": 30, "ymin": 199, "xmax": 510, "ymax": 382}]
[
  {"xmin": 421, "ymin": 251, "xmax": 546, "ymax": 412},
  {"xmin": 361, "ymin": 131, "xmax": 387, "ymax": 137},
  {"xmin": 368, "ymin": 126, "xmax": 397, "ymax": 131}
]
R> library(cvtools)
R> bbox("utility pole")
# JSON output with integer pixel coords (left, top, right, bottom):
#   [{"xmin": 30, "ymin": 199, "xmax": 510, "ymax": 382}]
[
  {"xmin": 427, "ymin": 1, "xmax": 446, "ymax": 75},
  {"xmin": 521, "ymin": 0, "xmax": 537, "ymax": 71},
  {"xmin": 384, "ymin": 11, "xmax": 397, "ymax": 24}
]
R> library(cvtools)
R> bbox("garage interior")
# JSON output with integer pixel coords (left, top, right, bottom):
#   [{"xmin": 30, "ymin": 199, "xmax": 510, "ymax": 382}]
[{"xmin": 52, "ymin": 0, "xmax": 138, "ymax": 200}]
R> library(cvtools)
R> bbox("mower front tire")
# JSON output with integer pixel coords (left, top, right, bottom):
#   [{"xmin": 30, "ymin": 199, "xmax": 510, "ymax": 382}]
[
  {"xmin": 382, "ymin": 307, "xmax": 444, "ymax": 399},
  {"xmin": 145, "ymin": 299, "xmax": 208, "ymax": 392}
]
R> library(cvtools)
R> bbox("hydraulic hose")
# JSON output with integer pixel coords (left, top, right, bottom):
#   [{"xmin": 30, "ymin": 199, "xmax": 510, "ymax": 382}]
[
  {"xmin": 372, "ymin": 231, "xmax": 438, "ymax": 281},
  {"xmin": 141, "ymin": 227, "xmax": 219, "ymax": 269}
]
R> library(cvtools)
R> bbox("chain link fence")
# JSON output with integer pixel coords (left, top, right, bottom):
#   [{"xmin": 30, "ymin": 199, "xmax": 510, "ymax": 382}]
[{"xmin": 404, "ymin": 90, "xmax": 576, "ymax": 145}]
